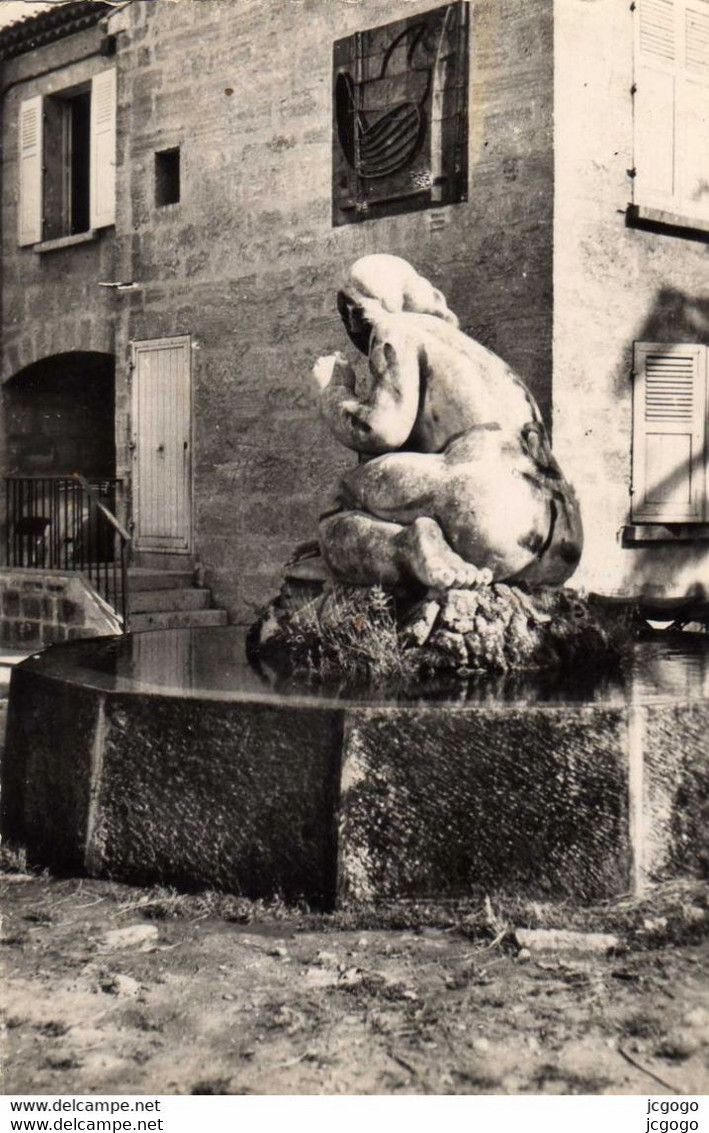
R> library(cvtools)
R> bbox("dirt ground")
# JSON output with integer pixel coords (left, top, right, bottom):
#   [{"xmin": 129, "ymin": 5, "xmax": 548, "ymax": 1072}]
[{"xmin": 2, "ymin": 866, "xmax": 709, "ymax": 1096}]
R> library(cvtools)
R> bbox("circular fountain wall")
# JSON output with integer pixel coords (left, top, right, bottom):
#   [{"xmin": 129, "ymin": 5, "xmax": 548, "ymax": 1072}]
[{"xmin": 2, "ymin": 628, "xmax": 708, "ymax": 906}]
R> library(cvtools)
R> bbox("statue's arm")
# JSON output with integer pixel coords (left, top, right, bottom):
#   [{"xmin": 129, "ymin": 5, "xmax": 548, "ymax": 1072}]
[{"xmin": 316, "ymin": 334, "xmax": 420, "ymax": 454}]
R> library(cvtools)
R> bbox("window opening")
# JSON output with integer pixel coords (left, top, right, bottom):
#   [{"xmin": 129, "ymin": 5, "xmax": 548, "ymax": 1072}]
[
  {"xmin": 155, "ymin": 148, "xmax": 180, "ymax": 206},
  {"xmin": 69, "ymin": 92, "xmax": 91, "ymax": 234},
  {"xmin": 44, "ymin": 88, "xmax": 91, "ymax": 239},
  {"xmin": 18, "ymin": 68, "xmax": 116, "ymax": 247}
]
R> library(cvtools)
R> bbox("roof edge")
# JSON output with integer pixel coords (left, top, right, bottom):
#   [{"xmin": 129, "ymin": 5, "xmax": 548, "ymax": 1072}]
[{"xmin": 0, "ymin": 2, "xmax": 113, "ymax": 62}]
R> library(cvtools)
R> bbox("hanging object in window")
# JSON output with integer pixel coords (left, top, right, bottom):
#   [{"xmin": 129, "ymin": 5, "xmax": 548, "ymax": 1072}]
[{"xmin": 332, "ymin": 2, "xmax": 469, "ymax": 225}]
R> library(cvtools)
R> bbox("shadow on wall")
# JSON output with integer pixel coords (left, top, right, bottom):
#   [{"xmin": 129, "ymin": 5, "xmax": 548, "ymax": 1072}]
[
  {"xmin": 625, "ymin": 557, "xmax": 709, "ymax": 618},
  {"xmin": 635, "ymin": 285, "xmax": 709, "ymax": 345},
  {"xmin": 610, "ymin": 287, "xmax": 709, "ymax": 400},
  {"xmin": 618, "ymin": 447, "xmax": 709, "ymax": 614}
]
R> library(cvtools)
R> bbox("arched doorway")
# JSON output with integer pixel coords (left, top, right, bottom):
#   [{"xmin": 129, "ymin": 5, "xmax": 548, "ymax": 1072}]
[
  {"xmin": 2, "ymin": 352, "xmax": 116, "ymax": 568},
  {"xmin": 4, "ymin": 351, "xmax": 115, "ymax": 478}
]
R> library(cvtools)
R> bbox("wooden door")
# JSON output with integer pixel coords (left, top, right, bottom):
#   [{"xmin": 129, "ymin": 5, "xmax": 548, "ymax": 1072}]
[{"xmin": 131, "ymin": 335, "xmax": 192, "ymax": 553}]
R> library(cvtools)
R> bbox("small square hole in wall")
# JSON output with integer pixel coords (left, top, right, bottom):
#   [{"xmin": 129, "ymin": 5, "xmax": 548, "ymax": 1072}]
[{"xmin": 155, "ymin": 147, "xmax": 180, "ymax": 206}]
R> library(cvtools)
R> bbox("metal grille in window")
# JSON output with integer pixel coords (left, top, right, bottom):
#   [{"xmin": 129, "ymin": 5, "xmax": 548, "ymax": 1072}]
[{"xmin": 332, "ymin": 1, "xmax": 469, "ymax": 225}]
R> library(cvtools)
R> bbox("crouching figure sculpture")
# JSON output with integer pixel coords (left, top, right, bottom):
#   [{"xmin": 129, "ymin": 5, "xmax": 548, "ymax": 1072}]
[
  {"xmin": 249, "ymin": 256, "xmax": 611, "ymax": 681},
  {"xmin": 313, "ymin": 253, "xmax": 582, "ymax": 591}
]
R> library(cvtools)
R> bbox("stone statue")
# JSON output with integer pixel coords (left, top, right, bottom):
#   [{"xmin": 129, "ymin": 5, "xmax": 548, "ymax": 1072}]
[
  {"xmin": 249, "ymin": 256, "xmax": 600, "ymax": 681},
  {"xmin": 311, "ymin": 254, "xmax": 583, "ymax": 592}
]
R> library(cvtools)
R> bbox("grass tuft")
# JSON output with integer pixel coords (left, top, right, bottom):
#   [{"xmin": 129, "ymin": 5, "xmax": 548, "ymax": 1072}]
[
  {"xmin": 280, "ymin": 584, "xmax": 416, "ymax": 682},
  {"xmin": 0, "ymin": 843, "xmax": 30, "ymax": 874}
]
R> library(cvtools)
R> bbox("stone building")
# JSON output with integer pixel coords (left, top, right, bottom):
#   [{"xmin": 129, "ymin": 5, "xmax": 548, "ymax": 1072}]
[{"xmin": 0, "ymin": 0, "xmax": 707, "ymax": 640}]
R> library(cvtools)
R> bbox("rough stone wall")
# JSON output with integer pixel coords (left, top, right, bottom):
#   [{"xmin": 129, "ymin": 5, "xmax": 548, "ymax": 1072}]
[
  {"xmin": 108, "ymin": 0, "xmax": 554, "ymax": 624},
  {"xmin": 552, "ymin": 0, "xmax": 709, "ymax": 602},
  {"xmin": 0, "ymin": 25, "xmax": 117, "ymax": 396},
  {"xmin": 0, "ymin": 569, "xmax": 121, "ymax": 649}
]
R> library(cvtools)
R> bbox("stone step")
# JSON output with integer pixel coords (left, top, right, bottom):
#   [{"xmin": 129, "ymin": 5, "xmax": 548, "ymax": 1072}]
[
  {"xmin": 125, "ymin": 570, "xmax": 195, "ymax": 592},
  {"xmin": 129, "ymin": 588, "xmax": 211, "ymax": 614},
  {"xmin": 131, "ymin": 553, "xmax": 195, "ymax": 571},
  {"xmin": 129, "ymin": 609, "xmax": 228, "ymax": 632}
]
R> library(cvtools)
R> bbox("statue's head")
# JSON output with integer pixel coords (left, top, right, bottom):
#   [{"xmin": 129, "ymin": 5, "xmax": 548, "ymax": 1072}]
[{"xmin": 337, "ymin": 254, "xmax": 459, "ymax": 351}]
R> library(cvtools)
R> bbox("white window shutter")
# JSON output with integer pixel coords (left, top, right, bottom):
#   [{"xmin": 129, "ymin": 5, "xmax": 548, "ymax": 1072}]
[
  {"xmin": 679, "ymin": 2, "xmax": 709, "ymax": 218},
  {"xmin": 634, "ymin": 0, "xmax": 679, "ymax": 209},
  {"xmin": 90, "ymin": 68, "xmax": 116, "ymax": 229},
  {"xmin": 680, "ymin": 76, "xmax": 709, "ymax": 218},
  {"xmin": 684, "ymin": 0, "xmax": 709, "ymax": 76},
  {"xmin": 632, "ymin": 343, "xmax": 707, "ymax": 522},
  {"xmin": 18, "ymin": 95, "xmax": 43, "ymax": 246},
  {"xmin": 634, "ymin": 0, "xmax": 709, "ymax": 221}
]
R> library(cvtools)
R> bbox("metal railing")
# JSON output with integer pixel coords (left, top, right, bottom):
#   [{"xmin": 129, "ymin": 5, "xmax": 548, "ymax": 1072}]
[{"xmin": 4, "ymin": 474, "xmax": 130, "ymax": 630}]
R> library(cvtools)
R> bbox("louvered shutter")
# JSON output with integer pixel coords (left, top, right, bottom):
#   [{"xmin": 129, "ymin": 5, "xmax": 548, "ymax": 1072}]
[
  {"xmin": 634, "ymin": 0, "xmax": 709, "ymax": 221},
  {"xmin": 18, "ymin": 95, "xmax": 43, "ymax": 246},
  {"xmin": 680, "ymin": 2, "xmax": 709, "ymax": 219},
  {"xmin": 634, "ymin": 0, "xmax": 679, "ymax": 209},
  {"xmin": 90, "ymin": 68, "xmax": 116, "ymax": 229},
  {"xmin": 632, "ymin": 343, "xmax": 707, "ymax": 521}
]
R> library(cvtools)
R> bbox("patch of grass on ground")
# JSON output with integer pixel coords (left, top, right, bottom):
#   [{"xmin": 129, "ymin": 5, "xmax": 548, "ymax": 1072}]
[
  {"xmin": 0, "ymin": 843, "xmax": 30, "ymax": 873},
  {"xmin": 2, "ymin": 855, "xmax": 707, "ymax": 952}
]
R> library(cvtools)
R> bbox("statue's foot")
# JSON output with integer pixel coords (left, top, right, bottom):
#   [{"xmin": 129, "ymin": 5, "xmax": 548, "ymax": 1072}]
[{"xmin": 398, "ymin": 517, "xmax": 492, "ymax": 590}]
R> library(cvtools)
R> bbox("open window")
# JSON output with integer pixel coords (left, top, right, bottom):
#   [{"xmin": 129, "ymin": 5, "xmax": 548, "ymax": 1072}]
[
  {"xmin": 43, "ymin": 87, "xmax": 91, "ymax": 239},
  {"xmin": 632, "ymin": 0, "xmax": 709, "ymax": 228},
  {"xmin": 631, "ymin": 342, "xmax": 708, "ymax": 521},
  {"xmin": 18, "ymin": 68, "xmax": 116, "ymax": 246}
]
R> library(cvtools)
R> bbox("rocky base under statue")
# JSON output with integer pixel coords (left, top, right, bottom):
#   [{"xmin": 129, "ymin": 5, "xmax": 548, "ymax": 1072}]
[{"xmin": 248, "ymin": 571, "xmax": 628, "ymax": 684}]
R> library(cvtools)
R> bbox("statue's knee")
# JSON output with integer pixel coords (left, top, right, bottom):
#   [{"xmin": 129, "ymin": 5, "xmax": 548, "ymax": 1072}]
[{"xmin": 319, "ymin": 511, "xmax": 348, "ymax": 547}]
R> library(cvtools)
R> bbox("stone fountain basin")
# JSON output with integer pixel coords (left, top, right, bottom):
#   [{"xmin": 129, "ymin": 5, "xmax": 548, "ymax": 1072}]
[{"xmin": 1, "ymin": 627, "xmax": 708, "ymax": 907}]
